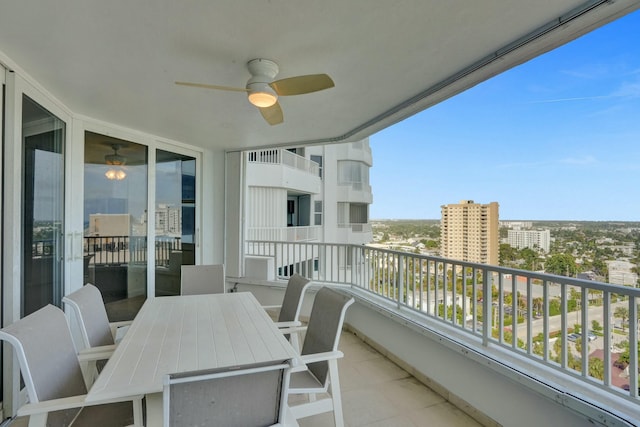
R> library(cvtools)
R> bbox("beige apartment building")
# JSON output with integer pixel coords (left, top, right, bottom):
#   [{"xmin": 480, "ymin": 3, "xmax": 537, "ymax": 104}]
[{"xmin": 440, "ymin": 200, "xmax": 499, "ymax": 265}]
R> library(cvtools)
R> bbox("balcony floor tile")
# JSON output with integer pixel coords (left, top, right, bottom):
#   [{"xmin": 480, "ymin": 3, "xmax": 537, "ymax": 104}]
[{"xmin": 296, "ymin": 331, "xmax": 483, "ymax": 426}]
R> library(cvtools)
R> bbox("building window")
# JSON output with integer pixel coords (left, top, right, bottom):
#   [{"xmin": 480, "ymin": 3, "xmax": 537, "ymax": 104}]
[
  {"xmin": 337, "ymin": 202, "xmax": 368, "ymax": 226},
  {"xmin": 338, "ymin": 160, "xmax": 368, "ymax": 189},
  {"xmin": 310, "ymin": 155, "xmax": 323, "ymax": 179},
  {"xmin": 314, "ymin": 200, "xmax": 323, "ymax": 225},
  {"xmin": 287, "ymin": 194, "xmax": 311, "ymax": 227},
  {"xmin": 350, "ymin": 203, "xmax": 368, "ymax": 224}
]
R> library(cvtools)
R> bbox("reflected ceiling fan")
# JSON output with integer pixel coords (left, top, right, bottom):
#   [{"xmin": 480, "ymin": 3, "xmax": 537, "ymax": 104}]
[
  {"xmin": 176, "ymin": 58, "xmax": 334, "ymax": 125},
  {"xmin": 104, "ymin": 144, "xmax": 127, "ymax": 180}
]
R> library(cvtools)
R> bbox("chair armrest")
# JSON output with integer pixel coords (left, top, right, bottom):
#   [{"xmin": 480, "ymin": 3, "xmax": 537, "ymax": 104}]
[
  {"xmin": 18, "ymin": 394, "xmax": 86, "ymax": 416},
  {"xmin": 17, "ymin": 393, "xmax": 144, "ymax": 416},
  {"xmin": 278, "ymin": 325, "xmax": 307, "ymax": 335},
  {"xmin": 298, "ymin": 350, "xmax": 344, "ymax": 365},
  {"xmin": 273, "ymin": 320, "xmax": 302, "ymax": 329},
  {"xmin": 77, "ymin": 344, "xmax": 117, "ymax": 361},
  {"xmin": 109, "ymin": 321, "xmax": 132, "ymax": 340}
]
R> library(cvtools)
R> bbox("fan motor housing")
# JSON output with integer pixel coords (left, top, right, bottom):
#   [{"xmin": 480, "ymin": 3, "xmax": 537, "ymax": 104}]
[{"xmin": 246, "ymin": 58, "xmax": 279, "ymax": 85}]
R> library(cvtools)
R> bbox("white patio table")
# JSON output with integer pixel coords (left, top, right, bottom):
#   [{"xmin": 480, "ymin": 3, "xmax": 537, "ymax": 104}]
[{"xmin": 86, "ymin": 292, "xmax": 299, "ymax": 426}]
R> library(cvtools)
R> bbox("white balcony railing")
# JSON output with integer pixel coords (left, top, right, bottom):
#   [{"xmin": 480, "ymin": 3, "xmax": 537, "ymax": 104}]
[
  {"xmin": 246, "ymin": 226, "xmax": 320, "ymax": 242},
  {"xmin": 247, "ymin": 148, "xmax": 319, "ymax": 176},
  {"xmin": 245, "ymin": 240, "xmax": 640, "ymax": 416}
]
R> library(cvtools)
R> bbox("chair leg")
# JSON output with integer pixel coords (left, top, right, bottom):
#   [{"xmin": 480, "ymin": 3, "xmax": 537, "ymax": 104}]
[
  {"xmin": 28, "ymin": 413, "xmax": 47, "ymax": 427},
  {"xmin": 132, "ymin": 396, "xmax": 144, "ymax": 427},
  {"xmin": 79, "ymin": 359, "xmax": 99, "ymax": 389},
  {"xmin": 328, "ymin": 360, "xmax": 344, "ymax": 427},
  {"xmin": 290, "ymin": 332, "xmax": 301, "ymax": 353}
]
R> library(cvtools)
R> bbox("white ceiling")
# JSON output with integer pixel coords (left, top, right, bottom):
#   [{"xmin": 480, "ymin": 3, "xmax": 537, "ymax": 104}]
[{"xmin": 1, "ymin": 0, "xmax": 639, "ymax": 152}]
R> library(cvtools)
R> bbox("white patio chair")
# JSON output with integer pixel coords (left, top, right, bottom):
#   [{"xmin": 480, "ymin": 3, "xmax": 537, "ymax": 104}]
[
  {"xmin": 163, "ymin": 360, "xmax": 294, "ymax": 427},
  {"xmin": 63, "ymin": 284, "xmax": 132, "ymax": 380},
  {"xmin": 284, "ymin": 287, "xmax": 355, "ymax": 427},
  {"xmin": 0, "ymin": 304, "xmax": 143, "ymax": 427},
  {"xmin": 262, "ymin": 274, "xmax": 312, "ymax": 350},
  {"xmin": 63, "ymin": 284, "xmax": 132, "ymax": 350},
  {"xmin": 180, "ymin": 264, "xmax": 226, "ymax": 295}
]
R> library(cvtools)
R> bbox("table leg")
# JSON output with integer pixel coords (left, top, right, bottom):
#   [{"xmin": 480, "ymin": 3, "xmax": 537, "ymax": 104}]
[{"xmin": 145, "ymin": 392, "xmax": 163, "ymax": 426}]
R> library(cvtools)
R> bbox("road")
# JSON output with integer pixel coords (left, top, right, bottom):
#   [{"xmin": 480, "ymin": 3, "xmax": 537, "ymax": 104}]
[{"xmin": 502, "ymin": 300, "xmax": 631, "ymax": 357}]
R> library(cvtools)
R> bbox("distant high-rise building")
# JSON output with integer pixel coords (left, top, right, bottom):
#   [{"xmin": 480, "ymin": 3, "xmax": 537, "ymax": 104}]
[
  {"xmin": 440, "ymin": 200, "xmax": 499, "ymax": 265},
  {"xmin": 155, "ymin": 204, "xmax": 182, "ymax": 236},
  {"xmin": 507, "ymin": 229, "xmax": 550, "ymax": 252},
  {"xmin": 500, "ymin": 221, "xmax": 533, "ymax": 230}
]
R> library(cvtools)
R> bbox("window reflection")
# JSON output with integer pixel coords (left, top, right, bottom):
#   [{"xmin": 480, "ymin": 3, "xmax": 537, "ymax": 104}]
[
  {"xmin": 155, "ymin": 149, "xmax": 196, "ymax": 297},
  {"xmin": 22, "ymin": 95, "xmax": 65, "ymax": 316},
  {"xmin": 84, "ymin": 132, "xmax": 148, "ymax": 320}
]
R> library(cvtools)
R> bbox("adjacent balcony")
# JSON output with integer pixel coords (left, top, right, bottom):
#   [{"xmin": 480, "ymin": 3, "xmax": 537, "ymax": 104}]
[
  {"xmin": 336, "ymin": 181, "xmax": 374, "ymax": 204},
  {"xmin": 245, "ymin": 240, "xmax": 640, "ymax": 426},
  {"xmin": 246, "ymin": 148, "xmax": 321, "ymax": 194},
  {"xmin": 334, "ymin": 141, "xmax": 373, "ymax": 166},
  {"xmin": 337, "ymin": 222, "xmax": 374, "ymax": 245}
]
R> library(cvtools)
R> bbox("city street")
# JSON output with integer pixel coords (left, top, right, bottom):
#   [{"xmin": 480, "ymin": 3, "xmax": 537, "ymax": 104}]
[{"xmin": 509, "ymin": 300, "xmax": 630, "ymax": 354}]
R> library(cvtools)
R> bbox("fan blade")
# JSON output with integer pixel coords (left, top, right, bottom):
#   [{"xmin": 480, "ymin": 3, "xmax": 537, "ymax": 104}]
[
  {"xmin": 270, "ymin": 74, "xmax": 334, "ymax": 96},
  {"xmin": 259, "ymin": 102, "xmax": 284, "ymax": 126},
  {"xmin": 175, "ymin": 81, "xmax": 248, "ymax": 92}
]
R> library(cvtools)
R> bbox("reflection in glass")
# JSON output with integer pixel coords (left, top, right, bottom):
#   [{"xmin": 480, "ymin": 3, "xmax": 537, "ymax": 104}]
[
  {"xmin": 84, "ymin": 132, "xmax": 148, "ymax": 320},
  {"xmin": 155, "ymin": 150, "xmax": 196, "ymax": 296},
  {"xmin": 22, "ymin": 95, "xmax": 65, "ymax": 316}
]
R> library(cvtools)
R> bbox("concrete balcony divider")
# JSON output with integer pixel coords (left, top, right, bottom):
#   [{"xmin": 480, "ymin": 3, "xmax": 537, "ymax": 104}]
[{"xmin": 246, "ymin": 226, "xmax": 320, "ymax": 242}]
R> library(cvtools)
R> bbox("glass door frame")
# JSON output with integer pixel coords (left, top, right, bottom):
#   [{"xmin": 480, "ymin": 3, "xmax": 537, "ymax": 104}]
[
  {"xmin": 0, "ymin": 62, "xmax": 5, "ymax": 415},
  {"xmin": 152, "ymin": 141, "xmax": 203, "ymax": 296},
  {"xmin": 0, "ymin": 74, "xmax": 204, "ymax": 417},
  {"xmin": 2, "ymin": 70, "xmax": 73, "ymax": 417},
  {"xmin": 74, "ymin": 123, "xmax": 203, "ymax": 301}
]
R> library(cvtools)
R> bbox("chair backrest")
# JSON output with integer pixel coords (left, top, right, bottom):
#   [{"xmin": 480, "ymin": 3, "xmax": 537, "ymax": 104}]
[
  {"xmin": 277, "ymin": 273, "xmax": 312, "ymax": 323},
  {"xmin": 0, "ymin": 305, "xmax": 87, "ymax": 425},
  {"xmin": 163, "ymin": 360, "xmax": 290, "ymax": 427},
  {"xmin": 300, "ymin": 287, "xmax": 354, "ymax": 387},
  {"xmin": 180, "ymin": 264, "xmax": 225, "ymax": 295},
  {"xmin": 63, "ymin": 283, "xmax": 114, "ymax": 349}
]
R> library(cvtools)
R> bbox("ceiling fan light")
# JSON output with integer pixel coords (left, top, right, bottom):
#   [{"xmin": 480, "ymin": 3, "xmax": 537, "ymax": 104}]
[
  {"xmin": 105, "ymin": 168, "xmax": 127, "ymax": 180},
  {"xmin": 248, "ymin": 90, "xmax": 277, "ymax": 108},
  {"xmin": 247, "ymin": 82, "xmax": 278, "ymax": 108},
  {"xmin": 105, "ymin": 154, "xmax": 126, "ymax": 166}
]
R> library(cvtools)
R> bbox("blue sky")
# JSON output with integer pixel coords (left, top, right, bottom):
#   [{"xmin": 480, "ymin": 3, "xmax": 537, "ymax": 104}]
[{"xmin": 370, "ymin": 10, "xmax": 640, "ymax": 221}]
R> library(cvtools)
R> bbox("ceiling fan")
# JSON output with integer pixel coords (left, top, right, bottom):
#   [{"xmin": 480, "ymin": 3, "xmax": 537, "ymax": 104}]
[
  {"xmin": 176, "ymin": 58, "xmax": 334, "ymax": 125},
  {"xmin": 104, "ymin": 144, "xmax": 127, "ymax": 180}
]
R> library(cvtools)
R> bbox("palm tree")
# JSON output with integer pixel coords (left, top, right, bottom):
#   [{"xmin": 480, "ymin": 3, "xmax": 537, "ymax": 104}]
[
  {"xmin": 614, "ymin": 306, "xmax": 630, "ymax": 331},
  {"xmin": 589, "ymin": 357, "xmax": 605, "ymax": 380}
]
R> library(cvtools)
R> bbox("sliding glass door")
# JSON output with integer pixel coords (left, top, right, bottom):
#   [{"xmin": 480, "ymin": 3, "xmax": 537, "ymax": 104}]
[
  {"xmin": 84, "ymin": 132, "xmax": 148, "ymax": 320},
  {"xmin": 83, "ymin": 134, "xmax": 200, "ymax": 312},
  {"xmin": 21, "ymin": 95, "xmax": 66, "ymax": 316},
  {"xmin": 155, "ymin": 150, "xmax": 197, "ymax": 296}
]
